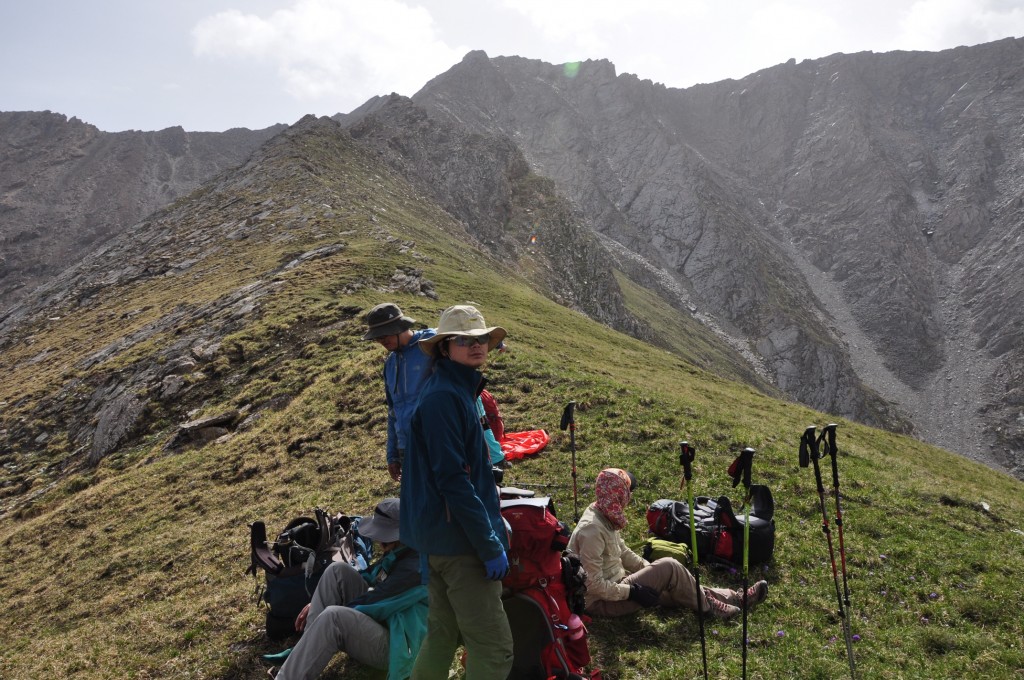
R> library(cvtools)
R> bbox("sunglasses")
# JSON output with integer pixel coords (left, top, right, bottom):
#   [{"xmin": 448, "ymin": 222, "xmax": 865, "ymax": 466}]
[{"xmin": 449, "ymin": 334, "xmax": 490, "ymax": 347}]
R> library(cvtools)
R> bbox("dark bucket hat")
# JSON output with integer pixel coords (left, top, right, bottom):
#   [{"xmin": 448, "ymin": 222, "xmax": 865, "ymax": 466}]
[
  {"xmin": 362, "ymin": 303, "xmax": 415, "ymax": 340},
  {"xmin": 358, "ymin": 498, "xmax": 401, "ymax": 543}
]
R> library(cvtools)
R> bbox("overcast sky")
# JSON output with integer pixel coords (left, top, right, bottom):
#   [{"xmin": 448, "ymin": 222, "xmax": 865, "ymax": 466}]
[{"xmin": 2, "ymin": 0, "xmax": 1023, "ymax": 133}]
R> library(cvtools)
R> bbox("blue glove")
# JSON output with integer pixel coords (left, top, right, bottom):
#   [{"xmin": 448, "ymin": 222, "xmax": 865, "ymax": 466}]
[{"xmin": 483, "ymin": 551, "xmax": 509, "ymax": 581}]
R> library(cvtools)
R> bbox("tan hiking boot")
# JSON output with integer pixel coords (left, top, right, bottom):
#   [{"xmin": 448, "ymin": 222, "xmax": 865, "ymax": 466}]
[
  {"xmin": 708, "ymin": 580, "xmax": 769, "ymax": 608},
  {"xmin": 704, "ymin": 594, "xmax": 741, "ymax": 619},
  {"xmin": 744, "ymin": 580, "xmax": 769, "ymax": 608}
]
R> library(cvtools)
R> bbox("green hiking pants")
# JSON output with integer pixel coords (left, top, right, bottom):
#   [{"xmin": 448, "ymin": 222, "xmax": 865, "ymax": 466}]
[{"xmin": 411, "ymin": 554, "xmax": 513, "ymax": 680}]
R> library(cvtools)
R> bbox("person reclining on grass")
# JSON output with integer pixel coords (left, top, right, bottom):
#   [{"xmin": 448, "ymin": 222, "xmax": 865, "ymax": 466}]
[
  {"xmin": 567, "ymin": 468, "xmax": 769, "ymax": 619},
  {"xmin": 269, "ymin": 498, "xmax": 427, "ymax": 680}
]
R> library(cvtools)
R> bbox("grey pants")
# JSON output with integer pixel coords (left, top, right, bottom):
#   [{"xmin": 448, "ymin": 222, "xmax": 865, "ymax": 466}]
[
  {"xmin": 276, "ymin": 561, "xmax": 390, "ymax": 680},
  {"xmin": 586, "ymin": 557, "xmax": 737, "ymax": 617}
]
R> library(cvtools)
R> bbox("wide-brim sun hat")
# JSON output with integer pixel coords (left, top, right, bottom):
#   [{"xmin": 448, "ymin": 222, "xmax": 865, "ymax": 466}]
[
  {"xmin": 362, "ymin": 302, "xmax": 416, "ymax": 340},
  {"xmin": 419, "ymin": 305, "xmax": 507, "ymax": 355},
  {"xmin": 358, "ymin": 498, "xmax": 401, "ymax": 543}
]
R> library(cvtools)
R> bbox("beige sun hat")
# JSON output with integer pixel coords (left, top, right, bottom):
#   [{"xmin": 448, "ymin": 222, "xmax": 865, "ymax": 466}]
[{"xmin": 419, "ymin": 305, "xmax": 507, "ymax": 355}]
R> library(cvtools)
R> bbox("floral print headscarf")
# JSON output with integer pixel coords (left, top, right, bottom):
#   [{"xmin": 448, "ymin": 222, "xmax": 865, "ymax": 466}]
[{"xmin": 594, "ymin": 468, "xmax": 633, "ymax": 530}]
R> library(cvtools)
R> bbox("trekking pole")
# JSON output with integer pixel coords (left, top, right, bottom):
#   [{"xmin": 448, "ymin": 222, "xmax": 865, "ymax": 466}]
[
  {"xmin": 820, "ymin": 424, "xmax": 856, "ymax": 666},
  {"xmin": 679, "ymin": 442, "xmax": 708, "ymax": 680},
  {"xmin": 560, "ymin": 401, "xmax": 579, "ymax": 523},
  {"xmin": 728, "ymin": 447, "xmax": 755, "ymax": 680},
  {"xmin": 801, "ymin": 426, "xmax": 856, "ymax": 679}
]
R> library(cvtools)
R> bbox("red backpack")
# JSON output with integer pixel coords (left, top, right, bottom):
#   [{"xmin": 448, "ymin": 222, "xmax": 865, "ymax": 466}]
[
  {"xmin": 501, "ymin": 497, "xmax": 569, "ymax": 590},
  {"xmin": 480, "ymin": 389, "xmax": 504, "ymax": 442},
  {"xmin": 500, "ymin": 497, "xmax": 600, "ymax": 679}
]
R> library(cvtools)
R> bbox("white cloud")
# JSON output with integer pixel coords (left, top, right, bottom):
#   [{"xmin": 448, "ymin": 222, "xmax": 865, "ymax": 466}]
[
  {"xmin": 192, "ymin": 0, "xmax": 466, "ymax": 104},
  {"xmin": 898, "ymin": 0, "xmax": 1024, "ymax": 50},
  {"xmin": 499, "ymin": 0, "xmax": 701, "ymax": 58}
]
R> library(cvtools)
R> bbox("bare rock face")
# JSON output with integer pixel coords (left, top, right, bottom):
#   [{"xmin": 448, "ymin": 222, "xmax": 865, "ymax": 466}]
[
  {"xmin": 0, "ymin": 111, "xmax": 283, "ymax": 313},
  {"xmin": 410, "ymin": 42, "xmax": 1024, "ymax": 473},
  {"xmin": 90, "ymin": 388, "xmax": 146, "ymax": 465},
  {"xmin": 411, "ymin": 52, "xmax": 902, "ymax": 433},
  {"xmin": 342, "ymin": 94, "xmax": 648, "ymax": 339}
]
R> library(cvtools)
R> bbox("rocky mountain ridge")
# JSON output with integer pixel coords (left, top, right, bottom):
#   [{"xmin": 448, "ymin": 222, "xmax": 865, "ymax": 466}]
[
  {"xmin": 2, "ymin": 38, "xmax": 1022, "ymax": 476},
  {"xmin": 408, "ymin": 40, "xmax": 1024, "ymax": 474},
  {"xmin": 0, "ymin": 111, "xmax": 283, "ymax": 313},
  {"xmin": 2, "ymin": 113, "xmax": 764, "ymax": 499}
]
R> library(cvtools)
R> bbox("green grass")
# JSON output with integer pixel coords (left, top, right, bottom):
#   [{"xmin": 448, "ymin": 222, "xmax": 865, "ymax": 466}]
[{"xmin": 1, "ymin": 120, "xmax": 1022, "ymax": 679}]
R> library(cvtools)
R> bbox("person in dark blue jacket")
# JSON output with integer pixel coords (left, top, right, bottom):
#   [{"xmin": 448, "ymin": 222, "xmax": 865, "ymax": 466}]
[
  {"xmin": 399, "ymin": 305, "xmax": 513, "ymax": 679},
  {"xmin": 363, "ymin": 303, "xmax": 436, "ymax": 482}
]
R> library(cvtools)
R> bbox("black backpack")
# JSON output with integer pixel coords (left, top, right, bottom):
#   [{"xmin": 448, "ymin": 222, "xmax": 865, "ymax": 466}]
[
  {"xmin": 646, "ymin": 485, "xmax": 775, "ymax": 568},
  {"xmin": 247, "ymin": 508, "xmax": 373, "ymax": 640}
]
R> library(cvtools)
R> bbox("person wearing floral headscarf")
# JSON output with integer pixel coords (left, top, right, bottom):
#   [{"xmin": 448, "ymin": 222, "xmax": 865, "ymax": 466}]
[{"xmin": 567, "ymin": 468, "xmax": 768, "ymax": 619}]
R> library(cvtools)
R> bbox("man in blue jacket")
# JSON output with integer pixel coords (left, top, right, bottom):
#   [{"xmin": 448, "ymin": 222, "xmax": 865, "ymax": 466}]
[
  {"xmin": 400, "ymin": 305, "xmax": 513, "ymax": 679},
  {"xmin": 362, "ymin": 303, "xmax": 436, "ymax": 482}
]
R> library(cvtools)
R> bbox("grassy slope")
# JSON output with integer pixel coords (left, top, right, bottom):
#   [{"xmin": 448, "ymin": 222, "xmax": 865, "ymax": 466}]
[{"xmin": 1, "ymin": 125, "xmax": 1023, "ymax": 680}]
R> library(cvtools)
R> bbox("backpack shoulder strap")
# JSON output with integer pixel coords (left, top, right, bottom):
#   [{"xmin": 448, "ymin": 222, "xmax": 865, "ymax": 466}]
[
  {"xmin": 248, "ymin": 520, "xmax": 283, "ymax": 576},
  {"xmin": 314, "ymin": 508, "xmax": 335, "ymax": 553},
  {"xmin": 714, "ymin": 495, "xmax": 738, "ymax": 528},
  {"xmin": 750, "ymin": 485, "xmax": 775, "ymax": 521}
]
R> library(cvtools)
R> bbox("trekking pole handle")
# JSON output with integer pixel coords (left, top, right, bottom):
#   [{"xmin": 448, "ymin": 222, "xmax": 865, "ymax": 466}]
[
  {"xmin": 800, "ymin": 425, "xmax": 816, "ymax": 468},
  {"xmin": 560, "ymin": 401, "xmax": 576, "ymax": 431},
  {"xmin": 808, "ymin": 426, "xmax": 827, "ymax": 494},
  {"xmin": 824, "ymin": 423, "xmax": 840, "ymax": 487},
  {"xmin": 729, "ymin": 447, "xmax": 755, "ymax": 490},
  {"xmin": 680, "ymin": 441, "xmax": 694, "ymax": 481},
  {"xmin": 743, "ymin": 448, "xmax": 754, "ymax": 488}
]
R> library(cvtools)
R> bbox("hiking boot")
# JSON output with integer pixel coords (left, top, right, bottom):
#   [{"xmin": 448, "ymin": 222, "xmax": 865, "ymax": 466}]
[
  {"xmin": 744, "ymin": 580, "xmax": 769, "ymax": 608},
  {"xmin": 703, "ymin": 594, "xmax": 741, "ymax": 619},
  {"xmin": 709, "ymin": 580, "xmax": 769, "ymax": 608}
]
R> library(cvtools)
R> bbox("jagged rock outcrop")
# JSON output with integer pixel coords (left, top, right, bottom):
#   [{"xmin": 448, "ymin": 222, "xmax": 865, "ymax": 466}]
[
  {"xmin": 341, "ymin": 94, "xmax": 647, "ymax": 338},
  {"xmin": 413, "ymin": 51, "xmax": 904, "ymax": 434},
  {"xmin": 408, "ymin": 42, "xmax": 1024, "ymax": 474},
  {"xmin": 0, "ymin": 111, "xmax": 284, "ymax": 314}
]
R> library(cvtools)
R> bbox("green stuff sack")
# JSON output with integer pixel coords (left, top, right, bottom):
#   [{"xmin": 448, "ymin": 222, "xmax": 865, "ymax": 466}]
[{"xmin": 642, "ymin": 538, "xmax": 691, "ymax": 567}]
